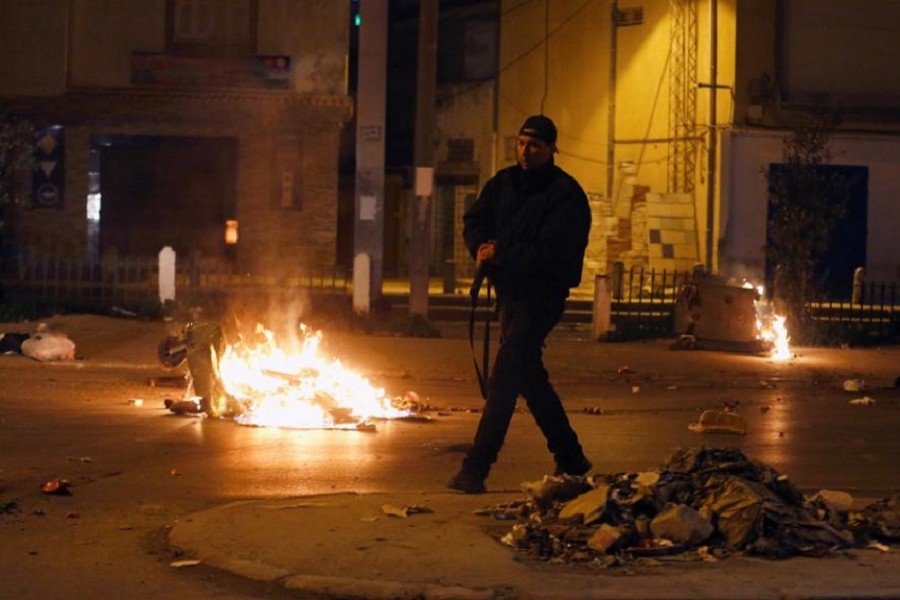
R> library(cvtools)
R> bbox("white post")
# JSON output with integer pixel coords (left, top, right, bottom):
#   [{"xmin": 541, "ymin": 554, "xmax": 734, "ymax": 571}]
[
  {"xmin": 593, "ymin": 274, "xmax": 612, "ymax": 341},
  {"xmin": 158, "ymin": 246, "xmax": 176, "ymax": 305}
]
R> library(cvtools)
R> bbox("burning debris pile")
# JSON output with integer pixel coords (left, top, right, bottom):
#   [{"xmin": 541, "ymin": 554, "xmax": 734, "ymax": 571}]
[
  {"xmin": 158, "ymin": 320, "xmax": 419, "ymax": 430},
  {"xmin": 480, "ymin": 447, "xmax": 899, "ymax": 567}
]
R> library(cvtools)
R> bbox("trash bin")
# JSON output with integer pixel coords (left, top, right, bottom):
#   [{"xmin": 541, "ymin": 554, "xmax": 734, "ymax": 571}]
[{"xmin": 674, "ymin": 277, "xmax": 759, "ymax": 343}]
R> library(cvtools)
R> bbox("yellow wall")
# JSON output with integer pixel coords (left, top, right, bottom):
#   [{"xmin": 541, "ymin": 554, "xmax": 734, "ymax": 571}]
[{"xmin": 497, "ymin": 0, "xmax": 736, "ymax": 270}]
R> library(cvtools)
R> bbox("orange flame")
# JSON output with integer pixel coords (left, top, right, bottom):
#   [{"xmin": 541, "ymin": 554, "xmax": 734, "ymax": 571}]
[
  {"xmin": 217, "ymin": 325, "xmax": 412, "ymax": 430},
  {"xmin": 751, "ymin": 285, "xmax": 792, "ymax": 361}
]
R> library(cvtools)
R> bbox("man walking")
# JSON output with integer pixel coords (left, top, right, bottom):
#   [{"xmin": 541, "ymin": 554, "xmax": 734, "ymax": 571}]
[{"xmin": 448, "ymin": 114, "xmax": 593, "ymax": 494}]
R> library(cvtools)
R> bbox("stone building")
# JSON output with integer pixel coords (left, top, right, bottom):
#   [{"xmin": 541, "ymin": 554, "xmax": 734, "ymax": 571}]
[{"xmin": 0, "ymin": 0, "xmax": 351, "ymax": 278}]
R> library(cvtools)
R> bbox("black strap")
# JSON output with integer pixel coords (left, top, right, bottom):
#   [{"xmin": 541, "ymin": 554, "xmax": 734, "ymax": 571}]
[{"xmin": 469, "ymin": 272, "xmax": 492, "ymax": 400}]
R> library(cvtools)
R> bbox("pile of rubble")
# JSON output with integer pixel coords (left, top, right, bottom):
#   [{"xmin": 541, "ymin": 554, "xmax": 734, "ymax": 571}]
[{"xmin": 478, "ymin": 447, "xmax": 899, "ymax": 567}]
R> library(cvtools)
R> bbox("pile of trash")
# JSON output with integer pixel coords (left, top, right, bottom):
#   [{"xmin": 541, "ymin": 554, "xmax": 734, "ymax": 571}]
[{"xmin": 479, "ymin": 447, "xmax": 899, "ymax": 567}]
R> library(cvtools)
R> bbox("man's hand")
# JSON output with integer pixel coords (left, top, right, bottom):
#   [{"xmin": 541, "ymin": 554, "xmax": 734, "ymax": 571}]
[{"xmin": 476, "ymin": 241, "xmax": 496, "ymax": 270}]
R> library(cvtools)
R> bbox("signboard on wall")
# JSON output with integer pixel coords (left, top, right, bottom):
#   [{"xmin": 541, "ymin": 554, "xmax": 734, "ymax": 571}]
[
  {"xmin": 132, "ymin": 53, "xmax": 291, "ymax": 90},
  {"xmin": 32, "ymin": 126, "xmax": 64, "ymax": 210}
]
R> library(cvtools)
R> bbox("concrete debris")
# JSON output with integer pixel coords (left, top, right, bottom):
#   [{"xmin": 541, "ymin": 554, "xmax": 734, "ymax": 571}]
[
  {"xmin": 587, "ymin": 523, "xmax": 625, "ymax": 553},
  {"xmin": 558, "ymin": 485, "xmax": 609, "ymax": 525},
  {"xmin": 688, "ymin": 409, "xmax": 748, "ymax": 435},
  {"xmin": 482, "ymin": 447, "xmax": 899, "ymax": 567}
]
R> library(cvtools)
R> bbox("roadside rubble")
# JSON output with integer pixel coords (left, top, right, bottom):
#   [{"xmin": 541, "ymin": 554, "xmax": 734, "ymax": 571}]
[{"xmin": 477, "ymin": 447, "xmax": 899, "ymax": 568}]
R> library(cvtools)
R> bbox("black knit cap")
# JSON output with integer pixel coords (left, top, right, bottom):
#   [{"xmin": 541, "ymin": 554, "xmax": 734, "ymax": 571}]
[{"xmin": 518, "ymin": 114, "xmax": 557, "ymax": 146}]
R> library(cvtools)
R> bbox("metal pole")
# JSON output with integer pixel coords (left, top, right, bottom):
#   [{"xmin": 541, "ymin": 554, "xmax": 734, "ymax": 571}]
[
  {"xmin": 705, "ymin": 0, "xmax": 718, "ymax": 272},
  {"xmin": 409, "ymin": 0, "xmax": 438, "ymax": 317},
  {"xmin": 606, "ymin": 1, "xmax": 618, "ymax": 200},
  {"xmin": 353, "ymin": 0, "xmax": 388, "ymax": 312}
]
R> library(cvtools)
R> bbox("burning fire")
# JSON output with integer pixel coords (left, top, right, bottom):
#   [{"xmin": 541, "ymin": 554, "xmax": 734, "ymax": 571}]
[
  {"xmin": 214, "ymin": 324, "xmax": 413, "ymax": 430},
  {"xmin": 748, "ymin": 284, "xmax": 792, "ymax": 361}
]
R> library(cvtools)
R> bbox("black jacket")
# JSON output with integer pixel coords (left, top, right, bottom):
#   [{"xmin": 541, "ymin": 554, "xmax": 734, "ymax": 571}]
[{"xmin": 463, "ymin": 159, "xmax": 591, "ymax": 300}]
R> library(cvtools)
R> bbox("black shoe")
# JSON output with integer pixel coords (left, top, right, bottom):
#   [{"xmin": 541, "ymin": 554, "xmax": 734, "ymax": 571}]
[
  {"xmin": 554, "ymin": 456, "xmax": 593, "ymax": 477},
  {"xmin": 447, "ymin": 468, "xmax": 486, "ymax": 494}
]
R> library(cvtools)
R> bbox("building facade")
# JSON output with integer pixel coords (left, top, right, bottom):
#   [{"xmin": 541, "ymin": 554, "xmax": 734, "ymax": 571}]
[
  {"xmin": 0, "ymin": 0, "xmax": 351, "ymax": 277},
  {"xmin": 475, "ymin": 0, "xmax": 900, "ymax": 294}
]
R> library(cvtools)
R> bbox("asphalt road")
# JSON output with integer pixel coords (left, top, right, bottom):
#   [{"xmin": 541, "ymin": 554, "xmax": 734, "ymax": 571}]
[{"xmin": 1, "ymin": 315, "xmax": 899, "ymax": 598}]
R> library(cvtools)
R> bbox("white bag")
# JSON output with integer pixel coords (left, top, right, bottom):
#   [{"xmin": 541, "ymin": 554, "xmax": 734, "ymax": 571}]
[{"xmin": 21, "ymin": 333, "xmax": 76, "ymax": 361}]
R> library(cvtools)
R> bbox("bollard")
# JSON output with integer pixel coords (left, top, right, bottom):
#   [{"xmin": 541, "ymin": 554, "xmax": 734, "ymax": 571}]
[
  {"xmin": 852, "ymin": 266, "xmax": 866, "ymax": 304},
  {"xmin": 593, "ymin": 274, "xmax": 612, "ymax": 340}
]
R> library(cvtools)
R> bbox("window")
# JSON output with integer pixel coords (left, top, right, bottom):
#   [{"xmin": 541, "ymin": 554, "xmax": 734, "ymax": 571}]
[{"xmin": 166, "ymin": 0, "xmax": 257, "ymax": 56}]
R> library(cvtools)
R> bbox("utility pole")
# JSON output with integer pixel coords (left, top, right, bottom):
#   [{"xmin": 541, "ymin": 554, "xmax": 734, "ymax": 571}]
[
  {"xmin": 409, "ymin": 0, "xmax": 438, "ymax": 317},
  {"xmin": 704, "ymin": 0, "xmax": 718, "ymax": 272},
  {"xmin": 353, "ymin": 0, "xmax": 388, "ymax": 313}
]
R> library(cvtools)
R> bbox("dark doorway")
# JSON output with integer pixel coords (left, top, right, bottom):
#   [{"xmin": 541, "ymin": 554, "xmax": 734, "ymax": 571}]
[
  {"xmin": 95, "ymin": 135, "xmax": 237, "ymax": 259},
  {"xmin": 766, "ymin": 164, "xmax": 868, "ymax": 300}
]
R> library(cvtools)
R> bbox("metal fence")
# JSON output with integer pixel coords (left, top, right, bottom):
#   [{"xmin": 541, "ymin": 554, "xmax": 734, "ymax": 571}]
[
  {"xmin": 808, "ymin": 280, "xmax": 899, "ymax": 342},
  {"xmin": 2, "ymin": 255, "xmax": 898, "ymax": 344},
  {"xmin": 0, "ymin": 254, "xmax": 351, "ymax": 318},
  {"xmin": 606, "ymin": 265, "xmax": 696, "ymax": 339}
]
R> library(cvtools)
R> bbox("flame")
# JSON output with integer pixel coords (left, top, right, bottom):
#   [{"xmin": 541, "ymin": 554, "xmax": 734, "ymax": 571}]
[
  {"xmin": 757, "ymin": 313, "xmax": 791, "ymax": 360},
  {"xmin": 752, "ymin": 286, "xmax": 791, "ymax": 361},
  {"xmin": 215, "ymin": 325, "xmax": 412, "ymax": 430}
]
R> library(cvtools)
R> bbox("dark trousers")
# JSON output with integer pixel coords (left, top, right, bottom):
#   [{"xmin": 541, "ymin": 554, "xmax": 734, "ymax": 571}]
[{"xmin": 463, "ymin": 293, "xmax": 585, "ymax": 477}]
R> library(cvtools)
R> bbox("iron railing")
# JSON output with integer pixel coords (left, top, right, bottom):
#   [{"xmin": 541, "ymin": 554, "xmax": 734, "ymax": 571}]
[{"xmin": 0, "ymin": 254, "xmax": 351, "ymax": 317}]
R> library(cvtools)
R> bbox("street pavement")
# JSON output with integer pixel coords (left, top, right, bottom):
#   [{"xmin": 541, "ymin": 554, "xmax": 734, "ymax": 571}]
[{"xmin": 6, "ymin": 313, "xmax": 900, "ymax": 600}]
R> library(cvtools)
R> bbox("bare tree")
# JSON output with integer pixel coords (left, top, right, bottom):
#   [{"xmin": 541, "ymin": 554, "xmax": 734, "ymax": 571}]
[{"xmin": 765, "ymin": 115, "xmax": 850, "ymax": 343}]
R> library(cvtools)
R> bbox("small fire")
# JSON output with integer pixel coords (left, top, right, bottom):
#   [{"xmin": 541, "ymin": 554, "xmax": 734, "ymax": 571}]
[
  {"xmin": 216, "ymin": 325, "xmax": 412, "ymax": 430},
  {"xmin": 750, "ymin": 284, "xmax": 791, "ymax": 361}
]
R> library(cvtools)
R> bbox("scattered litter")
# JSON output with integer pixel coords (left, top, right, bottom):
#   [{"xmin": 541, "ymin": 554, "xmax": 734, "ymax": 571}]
[
  {"xmin": 67, "ymin": 456, "xmax": 92, "ymax": 463},
  {"xmin": 667, "ymin": 385, "xmax": 679, "ymax": 390},
  {"xmin": 66, "ymin": 511, "xmax": 80, "ymax": 519},
  {"xmin": 850, "ymin": 396, "xmax": 876, "ymax": 406},
  {"xmin": 381, "ymin": 504, "xmax": 433, "ymax": 518},
  {"xmin": 631, "ymin": 385, "xmax": 640, "ymax": 394},
  {"xmin": 40, "ymin": 479, "xmax": 71, "ymax": 495},
  {"xmin": 617, "ymin": 365, "xmax": 634, "ymax": 374},
  {"xmin": 129, "ymin": 398, "xmax": 144, "ymax": 407},
  {"xmin": 360, "ymin": 516, "xmax": 379, "ymax": 522},
  {"xmin": 868, "ymin": 542, "xmax": 891, "ymax": 553},
  {"xmin": 1, "ymin": 500, "xmax": 19, "ymax": 513},
  {"xmin": 164, "ymin": 398, "xmax": 204, "ymax": 415},
  {"xmin": 583, "ymin": 406, "xmax": 604, "ymax": 415},
  {"xmin": 170, "ymin": 469, "xmax": 181, "ymax": 477},
  {"xmin": 170, "ymin": 559, "xmax": 202, "ymax": 568},
  {"xmin": 688, "ymin": 409, "xmax": 747, "ymax": 435},
  {"xmin": 843, "ymin": 379, "xmax": 866, "ymax": 392}
]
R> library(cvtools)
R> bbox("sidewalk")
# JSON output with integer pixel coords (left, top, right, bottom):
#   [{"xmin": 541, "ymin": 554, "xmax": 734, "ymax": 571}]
[
  {"xmin": 7, "ymin": 314, "xmax": 900, "ymax": 599},
  {"xmin": 168, "ymin": 491, "xmax": 900, "ymax": 600}
]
